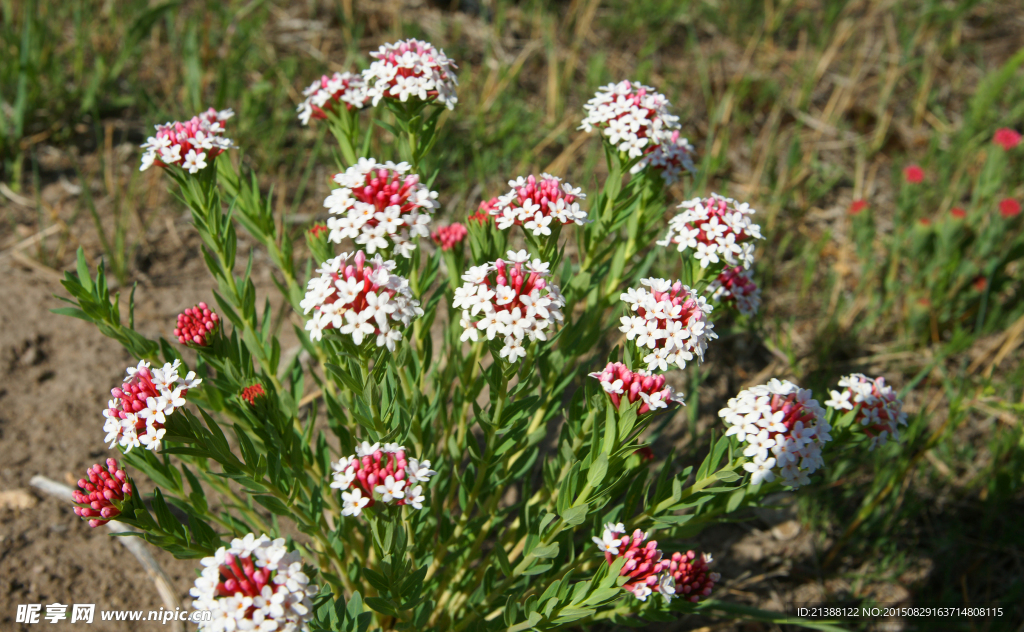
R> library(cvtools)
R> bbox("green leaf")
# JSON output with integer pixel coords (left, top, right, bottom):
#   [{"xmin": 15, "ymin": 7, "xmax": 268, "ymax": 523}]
[
  {"xmin": 560, "ymin": 504, "xmax": 589, "ymax": 527},
  {"xmin": 253, "ymin": 495, "xmax": 291, "ymax": 516},
  {"xmin": 715, "ymin": 469, "xmax": 743, "ymax": 483},
  {"xmin": 587, "ymin": 453, "xmax": 609, "ymax": 487}
]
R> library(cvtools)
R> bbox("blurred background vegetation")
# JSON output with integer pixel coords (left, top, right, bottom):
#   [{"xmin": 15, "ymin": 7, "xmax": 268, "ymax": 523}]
[{"xmin": 2, "ymin": 0, "xmax": 1022, "ymax": 629}]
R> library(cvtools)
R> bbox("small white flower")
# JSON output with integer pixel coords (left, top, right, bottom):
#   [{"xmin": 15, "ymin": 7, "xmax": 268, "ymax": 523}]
[
  {"xmin": 342, "ymin": 488, "xmax": 370, "ymax": 516},
  {"xmin": 375, "ymin": 476, "xmax": 406, "ymax": 502},
  {"xmin": 406, "ymin": 485, "xmax": 426, "ymax": 510}
]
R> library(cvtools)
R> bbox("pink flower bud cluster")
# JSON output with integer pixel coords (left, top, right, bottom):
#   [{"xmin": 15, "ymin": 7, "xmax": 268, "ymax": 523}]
[
  {"xmin": 300, "ymin": 251, "xmax": 422, "ymax": 348},
  {"xmin": 102, "ymin": 360, "xmax": 202, "ymax": 453},
  {"xmin": 994, "ymin": 128, "xmax": 1022, "ymax": 151},
  {"xmin": 708, "ymin": 266, "xmax": 761, "ymax": 316},
  {"xmin": 658, "ymin": 193, "xmax": 763, "ymax": 270},
  {"xmin": 139, "ymin": 108, "xmax": 234, "ymax": 173},
  {"xmin": 174, "ymin": 302, "xmax": 220, "ymax": 346},
  {"xmin": 431, "ymin": 222, "xmax": 468, "ymax": 251},
  {"xmin": 72, "ymin": 458, "xmax": 131, "ymax": 528},
  {"xmin": 618, "ymin": 279, "xmax": 717, "ymax": 372},
  {"xmin": 297, "ymin": 72, "xmax": 368, "ymax": 125},
  {"xmin": 630, "ymin": 129, "xmax": 697, "ymax": 186},
  {"xmin": 452, "ymin": 250, "xmax": 566, "ymax": 363},
  {"xmin": 579, "ymin": 80, "xmax": 680, "ymax": 158},
  {"xmin": 240, "ymin": 383, "xmax": 266, "ymax": 406},
  {"xmin": 363, "ymin": 39, "xmax": 459, "ymax": 110},
  {"xmin": 587, "ymin": 362, "xmax": 685, "ymax": 413},
  {"xmin": 592, "ymin": 524, "xmax": 719, "ymax": 603},
  {"xmin": 825, "ymin": 374, "xmax": 908, "ymax": 450},
  {"xmin": 489, "ymin": 174, "xmax": 588, "ymax": 235},
  {"xmin": 325, "ymin": 158, "xmax": 439, "ymax": 258},
  {"xmin": 720, "ymin": 379, "xmax": 831, "ymax": 488},
  {"xmin": 330, "ymin": 443, "xmax": 436, "ymax": 517},
  {"xmin": 190, "ymin": 534, "xmax": 316, "ymax": 632},
  {"xmin": 468, "ymin": 197, "xmax": 499, "ymax": 225}
]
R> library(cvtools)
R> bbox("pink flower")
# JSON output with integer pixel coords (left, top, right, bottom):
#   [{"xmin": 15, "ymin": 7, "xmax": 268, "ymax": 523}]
[
  {"xmin": 631, "ymin": 129, "xmax": 697, "ymax": 185},
  {"xmin": 950, "ymin": 207, "xmax": 966, "ymax": 219},
  {"xmin": 848, "ymin": 199, "xmax": 868, "ymax": 215},
  {"xmin": 588, "ymin": 362, "xmax": 685, "ymax": 413},
  {"xmin": 618, "ymin": 279, "xmax": 717, "ymax": 372},
  {"xmin": 362, "ymin": 39, "xmax": 458, "ymax": 110},
  {"xmin": 431, "ymin": 223, "xmax": 468, "ymax": 251},
  {"xmin": 999, "ymin": 198, "xmax": 1021, "ymax": 218},
  {"xmin": 325, "ymin": 158, "xmax": 439, "ymax": 258},
  {"xmin": 708, "ymin": 266, "xmax": 761, "ymax": 316},
  {"xmin": 993, "ymin": 128, "xmax": 1022, "ymax": 151},
  {"xmin": 102, "ymin": 360, "xmax": 201, "ymax": 452},
  {"xmin": 468, "ymin": 198, "xmax": 499, "ymax": 225},
  {"xmin": 825, "ymin": 374, "xmax": 907, "ymax": 450},
  {"xmin": 903, "ymin": 164, "xmax": 925, "ymax": 184},
  {"xmin": 240, "ymin": 384, "xmax": 266, "ymax": 405},
  {"xmin": 139, "ymin": 108, "xmax": 234, "ymax": 173},
  {"xmin": 329, "ymin": 444, "xmax": 436, "ymax": 516},
  {"xmin": 174, "ymin": 302, "xmax": 219, "ymax": 346},
  {"xmin": 297, "ymin": 72, "xmax": 368, "ymax": 125},
  {"xmin": 300, "ymin": 251, "xmax": 422, "ymax": 347},
  {"xmin": 580, "ymin": 80, "xmax": 680, "ymax": 159},
  {"xmin": 307, "ymin": 222, "xmax": 329, "ymax": 238},
  {"xmin": 72, "ymin": 458, "xmax": 132, "ymax": 528},
  {"xmin": 488, "ymin": 174, "xmax": 588, "ymax": 234},
  {"xmin": 659, "ymin": 193, "xmax": 763, "ymax": 269},
  {"xmin": 661, "ymin": 551, "xmax": 721, "ymax": 603}
]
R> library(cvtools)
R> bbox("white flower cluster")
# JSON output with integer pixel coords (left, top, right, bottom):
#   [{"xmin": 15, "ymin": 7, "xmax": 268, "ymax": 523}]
[
  {"xmin": 629, "ymin": 130, "xmax": 696, "ymax": 186},
  {"xmin": 296, "ymin": 72, "xmax": 368, "ymax": 125},
  {"xmin": 489, "ymin": 174, "xmax": 588, "ymax": 235},
  {"xmin": 325, "ymin": 158, "xmax": 438, "ymax": 258},
  {"xmin": 301, "ymin": 251, "xmax": 422, "ymax": 348},
  {"xmin": 825, "ymin": 374, "xmax": 908, "ymax": 450},
  {"xmin": 330, "ymin": 442, "xmax": 436, "ymax": 518},
  {"xmin": 190, "ymin": 534, "xmax": 316, "ymax": 632},
  {"xmin": 618, "ymin": 279, "xmax": 717, "ymax": 372},
  {"xmin": 139, "ymin": 108, "xmax": 234, "ymax": 173},
  {"xmin": 452, "ymin": 251, "xmax": 566, "ymax": 363},
  {"xmin": 719, "ymin": 379, "xmax": 831, "ymax": 488},
  {"xmin": 103, "ymin": 360, "xmax": 202, "ymax": 453},
  {"xmin": 658, "ymin": 193, "xmax": 763, "ymax": 269},
  {"xmin": 579, "ymin": 80, "xmax": 680, "ymax": 158},
  {"xmin": 363, "ymin": 39, "xmax": 459, "ymax": 110}
]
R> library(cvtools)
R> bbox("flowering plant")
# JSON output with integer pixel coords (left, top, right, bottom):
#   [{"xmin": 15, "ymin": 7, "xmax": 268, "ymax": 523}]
[{"xmin": 55, "ymin": 39, "xmax": 905, "ymax": 632}]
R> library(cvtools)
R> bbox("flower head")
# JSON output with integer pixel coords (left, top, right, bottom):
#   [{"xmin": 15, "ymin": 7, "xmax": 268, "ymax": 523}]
[
  {"xmin": 950, "ymin": 207, "xmax": 967, "ymax": 219},
  {"xmin": 588, "ymin": 362, "xmax": 685, "ymax": 413},
  {"xmin": 629, "ymin": 129, "xmax": 696, "ymax": 185},
  {"xmin": 102, "ymin": 360, "xmax": 201, "ymax": 452},
  {"xmin": 826, "ymin": 374, "xmax": 908, "ymax": 450},
  {"xmin": 362, "ymin": 39, "xmax": 458, "ymax": 110},
  {"xmin": 72, "ymin": 458, "xmax": 131, "ymax": 528},
  {"xmin": 297, "ymin": 72, "xmax": 368, "ymax": 125},
  {"xmin": 139, "ymin": 108, "xmax": 234, "ymax": 173},
  {"xmin": 174, "ymin": 302, "xmax": 220, "ymax": 347},
  {"xmin": 468, "ymin": 197, "xmax": 499, "ymax": 225},
  {"xmin": 595, "ymin": 526, "xmax": 719, "ymax": 603},
  {"xmin": 580, "ymin": 80, "xmax": 680, "ymax": 158},
  {"xmin": 330, "ymin": 444, "xmax": 435, "ymax": 516},
  {"xmin": 488, "ymin": 174, "xmax": 588, "ymax": 234},
  {"xmin": 431, "ymin": 222, "xmax": 468, "ymax": 251},
  {"xmin": 300, "ymin": 251, "xmax": 422, "ymax": 347},
  {"xmin": 707, "ymin": 266, "xmax": 761, "ymax": 316},
  {"xmin": 849, "ymin": 199, "xmax": 869, "ymax": 215},
  {"xmin": 999, "ymin": 198, "xmax": 1021, "ymax": 218},
  {"xmin": 903, "ymin": 164, "xmax": 925, "ymax": 184},
  {"xmin": 993, "ymin": 128, "xmax": 1021, "ymax": 151},
  {"xmin": 240, "ymin": 383, "xmax": 266, "ymax": 406},
  {"xmin": 719, "ymin": 379, "xmax": 830, "ymax": 488},
  {"xmin": 325, "ymin": 158, "xmax": 439, "ymax": 258},
  {"xmin": 618, "ymin": 279, "xmax": 717, "ymax": 372},
  {"xmin": 189, "ymin": 534, "xmax": 316, "ymax": 631},
  {"xmin": 453, "ymin": 252, "xmax": 566, "ymax": 362},
  {"xmin": 658, "ymin": 193, "xmax": 763, "ymax": 270}
]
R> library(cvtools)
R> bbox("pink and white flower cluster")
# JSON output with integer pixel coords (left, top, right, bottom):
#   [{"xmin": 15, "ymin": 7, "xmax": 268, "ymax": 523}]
[
  {"xmin": 629, "ymin": 129, "xmax": 696, "ymax": 186},
  {"xmin": 588, "ymin": 362, "xmax": 685, "ymax": 413},
  {"xmin": 825, "ymin": 374, "xmax": 908, "ymax": 449},
  {"xmin": 174, "ymin": 302, "xmax": 220, "ymax": 346},
  {"xmin": 579, "ymin": 80, "xmax": 680, "ymax": 158},
  {"xmin": 297, "ymin": 72, "xmax": 368, "ymax": 125},
  {"xmin": 330, "ymin": 442, "xmax": 436, "ymax": 517},
  {"xmin": 708, "ymin": 266, "xmax": 761, "ymax": 316},
  {"xmin": 190, "ymin": 534, "xmax": 316, "ymax": 632},
  {"xmin": 658, "ymin": 193, "xmax": 763, "ymax": 269},
  {"xmin": 72, "ymin": 458, "xmax": 132, "ymax": 528},
  {"xmin": 102, "ymin": 360, "xmax": 202, "ymax": 453},
  {"xmin": 362, "ymin": 39, "xmax": 458, "ymax": 110},
  {"xmin": 139, "ymin": 108, "xmax": 234, "ymax": 173},
  {"xmin": 592, "ymin": 524, "xmax": 719, "ymax": 603},
  {"xmin": 325, "ymin": 158, "xmax": 439, "ymax": 258},
  {"xmin": 431, "ymin": 222, "xmax": 468, "ymax": 251},
  {"xmin": 619, "ymin": 279, "xmax": 717, "ymax": 372},
  {"xmin": 452, "ymin": 251, "xmax": 566, "ymax": 363},
  {"xmin": 488, "ymin": 174, "xmax": 588, "ymax": 235},
  {"xmin": 300, "ymin": 251, "xmax": 422, "ymax": 348},
  {"xmin": 720, "ymin": 379, "xmax": 831, "ymax": 488}
]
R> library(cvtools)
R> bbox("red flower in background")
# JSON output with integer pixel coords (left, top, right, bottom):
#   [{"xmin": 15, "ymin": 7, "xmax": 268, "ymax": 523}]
[
  {"xmin": 849, "ymin": 200, "xmax": 868, "ymax": 215},
  {"xmin": 999, "ymin": 198, "xmax": 1021, "ymax": 218},
  {"xmin": 994, "ymin": 128, "xmax": 1022, "ymax": 151},
  {"xmin": 903, "ymin": 164, "xmax": 925, "ymax": 184},
  {"xmin": 972, "ymin": 277, "xmax": 988, "ymax": 292},
  {"xmin": 950, "ymin": 207, "xmax": 966, "ymax": 219}
]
